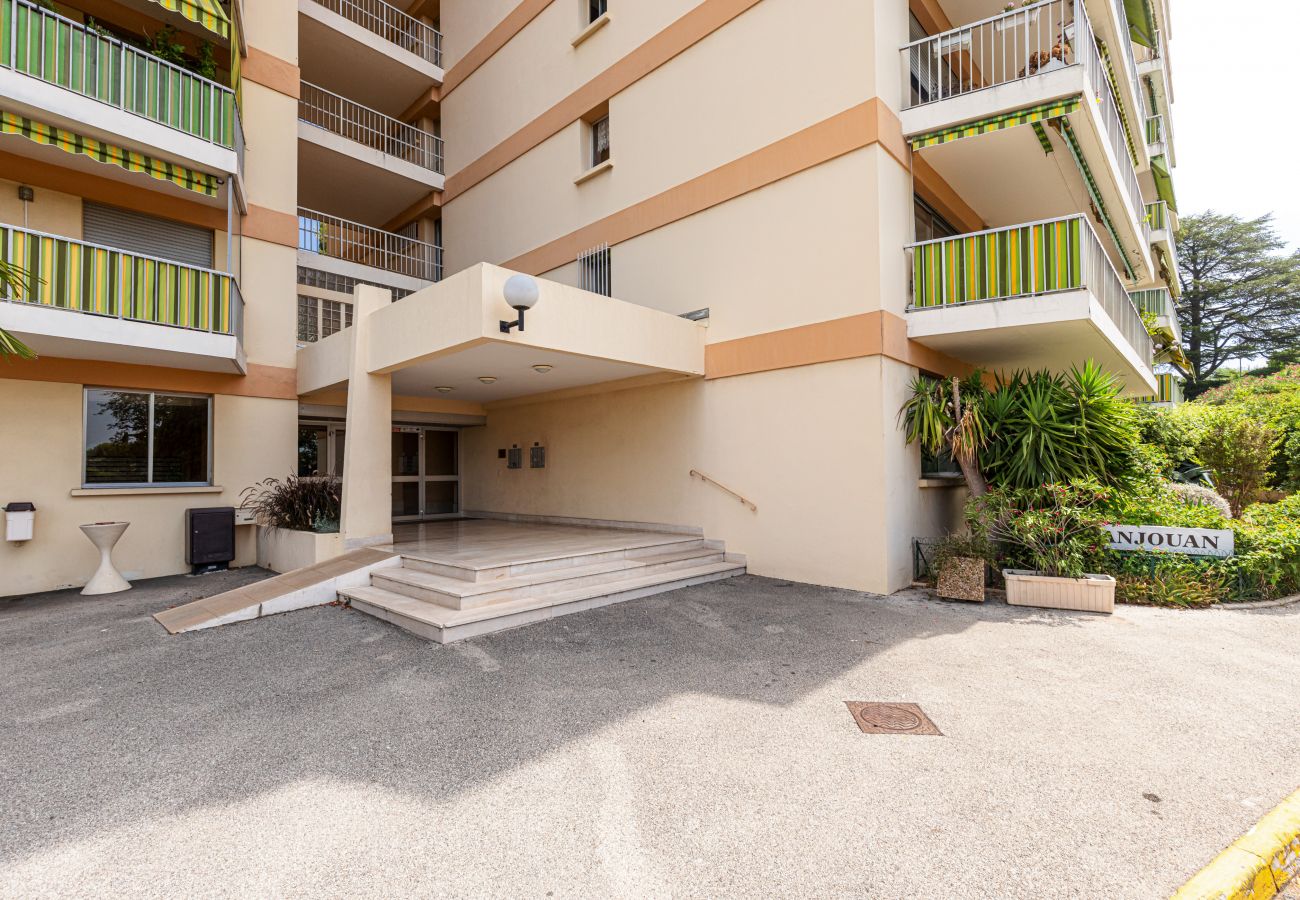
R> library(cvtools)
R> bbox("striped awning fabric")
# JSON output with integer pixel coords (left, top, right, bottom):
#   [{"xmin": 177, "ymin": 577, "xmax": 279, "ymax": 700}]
[
  {"xmin": 1057, "ymin": 118, "xmax": 1135, "ymax": 280},
  {"xmin": 0, "ymin": 112, "xmax": 220, "ymax": 197},
  {"xmin": 145, "ymin": 0, "xmax": 230, "ymax": 39},
  {"xmin": 910, "ymin": 97, "xmax": 1082, "ymax": 148},
  {"xmin": 1124, "ymin": 0, "xmax": 1157, "ymax": 49},
  {"xmin": 1151, "ymin": 155, "xmax": 1177, "ymax": 212}
]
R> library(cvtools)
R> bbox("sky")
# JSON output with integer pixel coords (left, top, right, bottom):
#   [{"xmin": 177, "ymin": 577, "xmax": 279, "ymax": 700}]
[{"xmin": 1172, "ymin": 0, "xmax": 1300, "ymax": 250}]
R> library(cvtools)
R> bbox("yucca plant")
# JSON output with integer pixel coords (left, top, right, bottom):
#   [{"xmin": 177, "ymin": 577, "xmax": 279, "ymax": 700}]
[
  {"xmin": 900, "ymin": 371, "xmax": 990, "ymax": 495},
  {"xmin": 0, "ymin": 260, "xmax": 38, "ymax": 361},
  {"xmin": 241, "ymin": 475, "xmax": 342, "ymax": 533}
]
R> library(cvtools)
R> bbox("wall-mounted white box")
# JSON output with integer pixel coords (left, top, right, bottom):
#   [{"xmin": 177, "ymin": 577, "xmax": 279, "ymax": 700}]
[{"xmin": 5, "ymin": 503, "xmax": 35, "ymax": 542}]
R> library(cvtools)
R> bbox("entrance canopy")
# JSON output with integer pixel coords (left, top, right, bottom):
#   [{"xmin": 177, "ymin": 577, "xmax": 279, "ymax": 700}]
[{"xmin": 297, "ymin": 263, "xmax": 706, "ymax": 406}]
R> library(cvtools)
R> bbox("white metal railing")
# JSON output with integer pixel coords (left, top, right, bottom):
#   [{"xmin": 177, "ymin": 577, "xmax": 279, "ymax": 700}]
[
  {"xmin": 309, "ymin": 0, "xmax": 443, "ymax": 67},
  {"xmin": 1, "ymin": 0, "xmax": 239, "ymax": 148},
  {"xmin": 298, "ymin": 208, "xmax": 442, "ymax": 282},
  {"xmin": 1131, "ymin": 288, "xmax": 1180, "ymax": 345},
  {"xmin": 902, "ymin": 0, "xmax": 1076, "ymax": 108},
  {"xmin": 906, "ymin": 215, "xmax": 1154, "ymax": 371},
  {"xmin": 299, "ymin": 82, "xmax": 443, "ymax": 174},
  {"xmin": 1109, "ymin": 0, "xmax": 1142, "ymax": 112},
  {"xmin": 900, "ymin": 0, "xmax": 1143, "ymax": 235}
]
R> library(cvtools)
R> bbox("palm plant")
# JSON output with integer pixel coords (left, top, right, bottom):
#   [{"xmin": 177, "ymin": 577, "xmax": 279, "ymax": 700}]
[
  {"xmin": 900, "ymin": 371, "xmax": 990, "ymax": 495},
  {"xmin": 0, "ymin": 260, "xmax": 37, "ymax": 361}
]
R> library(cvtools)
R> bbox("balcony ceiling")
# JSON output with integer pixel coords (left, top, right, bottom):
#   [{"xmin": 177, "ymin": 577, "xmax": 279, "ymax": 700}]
[
  {"xmin": 912, "ymin": 106, "xmax": 1150, "ymax": 284},
  {"xmin": 297, "ymin": 126, "xmax": 441, "ymax": 226}
]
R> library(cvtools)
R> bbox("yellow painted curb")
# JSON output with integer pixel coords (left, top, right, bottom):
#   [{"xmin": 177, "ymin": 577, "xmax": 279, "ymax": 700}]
[{"xmin": 1172, "ymin": 788, "xmax": 1300, "ymax": 899}]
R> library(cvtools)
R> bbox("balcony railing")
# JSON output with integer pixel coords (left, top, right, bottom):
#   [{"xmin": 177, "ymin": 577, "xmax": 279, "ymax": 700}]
[
  {"xmin": 309, "ymin": 0, "xmax": 443, "ymax": 67},
  {"xmin": 1108, "ymin": 0, "xmax": 1142, "ymax": 110},
  {"xmin": 1145, "ymin": 114, "xmax": 1164, "ymax": 147},
  {"xmin": 298, "ymin": 208, "xmax": 442, "ymax": 282},
  {"xmin": 1131, "ymin": 286, "xmax": 1180, "ymax": 342},
  {"xmin": 1, "ymin": 0, "xmax": 239, "ymax": 148},
  {"xmin": 1146, "ymin": 200, "xmax": 1176, "ymax": 233},
  {"xmin": 299, "ymin": 82, "xmax": 443, "ymax": 174},
  {"xmin": 1138, "ymin": 372, "xmax": 1183, "ymax": 405},
  {"xmin": 902, "ymin": 0, "xmax": 1143, "ymax": 228},
  {"xmin": 907, "ymin": 215, "xmax": 1153, "ymax": 370},
  {"xmin": 1, "ymin": 223, "xmax": 243, "ymax": 339}
]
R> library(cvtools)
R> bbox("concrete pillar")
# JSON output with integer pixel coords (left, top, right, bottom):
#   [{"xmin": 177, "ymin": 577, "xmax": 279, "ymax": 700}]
[{"xmin": 340, "ymin": 285, "xmax": 394, "ymax": 549}]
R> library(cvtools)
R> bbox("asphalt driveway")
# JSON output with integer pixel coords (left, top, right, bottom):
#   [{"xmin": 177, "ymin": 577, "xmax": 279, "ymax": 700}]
[{"xmin": 2, "ymin": 571, "xmax": 1297, "ymax": 899}]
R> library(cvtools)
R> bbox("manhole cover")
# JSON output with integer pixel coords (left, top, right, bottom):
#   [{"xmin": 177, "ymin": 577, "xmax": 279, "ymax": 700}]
[{"xmin": 844, "ymin": 702, "xmax": 942, "ymax": 735}]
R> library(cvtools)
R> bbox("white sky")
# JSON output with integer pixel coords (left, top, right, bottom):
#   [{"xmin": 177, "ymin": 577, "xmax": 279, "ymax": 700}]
[{"xmin": 1172, "ymin": 0, "xmax": 1300, "ymax": 249}]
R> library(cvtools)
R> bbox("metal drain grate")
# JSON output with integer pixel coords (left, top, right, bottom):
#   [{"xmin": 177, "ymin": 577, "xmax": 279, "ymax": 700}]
[{"xmin": 845, "ymin": 702, "xmax": 942, "ymax": 736}]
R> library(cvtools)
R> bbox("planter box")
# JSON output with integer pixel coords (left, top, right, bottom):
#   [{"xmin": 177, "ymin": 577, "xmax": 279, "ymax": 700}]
[
  {"xmin": 937, "ymin": 557, "xmax": 986, "ymax": 602},
  {"xmin": 256, "ymin": 526, "xmax": 344, "ymax": 574},
  {"xmin": 1003, "ymin": 569, "xmax": 1116, "ymax": 614}
]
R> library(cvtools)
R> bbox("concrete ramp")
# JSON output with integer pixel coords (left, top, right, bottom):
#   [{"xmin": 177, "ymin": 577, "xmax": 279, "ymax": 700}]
[{"xmin": 154, "ymin": 549, "xmax": 401, "ymax": 634}]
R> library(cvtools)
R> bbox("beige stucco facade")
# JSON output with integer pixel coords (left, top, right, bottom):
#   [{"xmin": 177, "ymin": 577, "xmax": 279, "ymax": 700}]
[{"xmin": 1, "ymin": 0, "xmax": 1179, "ymax": 598}]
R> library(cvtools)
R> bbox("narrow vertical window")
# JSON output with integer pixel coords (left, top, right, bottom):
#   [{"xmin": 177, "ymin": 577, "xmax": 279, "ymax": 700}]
[
  {"xmin": 579, "ymin": 243, "xmax": 612, "ymax": 297},
  {"xmin": 589, "ymin": 0, "xmax": 608, "ymax": 24},
  {"xmin": 591, "ymin": 115, "xmax": 610, "ymax": 167}
]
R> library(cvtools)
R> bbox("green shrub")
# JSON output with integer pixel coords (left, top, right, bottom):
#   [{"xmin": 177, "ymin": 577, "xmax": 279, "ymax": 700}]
[
  {"xmin": 1134, "ymin": 404, "xmax": 1202, "ymax": 475},
  {"xmin": 1196, "ymin": 410, "xmax": 1280, "ymax": 515},
  {"xmin": 967, "ymin": 480, "xmax": 1113, "ymax": 579},
  {"xmin": 1197, "ymin": 365, "xmax": 1300, "ymax": 491}
]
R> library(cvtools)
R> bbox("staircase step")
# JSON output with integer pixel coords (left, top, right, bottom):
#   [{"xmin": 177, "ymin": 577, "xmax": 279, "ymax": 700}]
[
  {"xmin": 399, "ymin": 536, "xmax": 707, "ymax": 582},
  {"xmin": 374, "ymin": 548, "xmax": 726, "ymax": 610},
  {"xmin": 342, "ymin": 560, "xmax": 745, "ymax": 644}
]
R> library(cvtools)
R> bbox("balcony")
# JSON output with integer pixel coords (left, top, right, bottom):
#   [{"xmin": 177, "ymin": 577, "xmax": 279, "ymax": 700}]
[
  {"xmin": 0, "ymin": 223, "xmax": 244, "ymax": 372},
  {"xmin": 1131, "ymin": 287, "xmax": 1180, "ymax": 346},
  {"xmin": 299, "ymin": 0, "xmax": 443, "ymax": 118},
  {"xmin": 1136, "ymin": 372, "xmax": 1183, "ymax": 406},
  {"xmin": 1145, "ymin": 200, "xmax": 1179, "ymax": 295},
  {"xmin": 905, "ymin": 215, "xmax": 1156, "ymax": 395},
  {"xmin": 298, "ymin": 82, "xmax": 443, "ymax": 225},
  {"xmin": 0, "ymin": 0, "xmax": 240, "ymax": 176},
  {"xmin": 298, "ymin": 207, "xmax": 441, "ymax": 295},
  {"xmin": 902, "ymin": 0, "xmax": 1152, "ymax": 283}
]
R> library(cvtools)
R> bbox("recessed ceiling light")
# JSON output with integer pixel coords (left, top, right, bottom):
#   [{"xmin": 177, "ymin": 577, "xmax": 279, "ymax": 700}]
[
  {"xmin": 478, "ymin": 376, "xmax": 498, "ymax": 385},
  {"xmin": 435, "ymin": 386, "xmax": 453, "ymax": 393},
  {"xmin": 532, "ymin": 364, "xmax": 554, "ymax": 374}
]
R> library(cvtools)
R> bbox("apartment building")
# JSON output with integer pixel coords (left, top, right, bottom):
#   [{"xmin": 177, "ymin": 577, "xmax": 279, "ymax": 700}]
[{"xmin": 0, "ymin": 0, "xmax": 1182, "ymax": 603}]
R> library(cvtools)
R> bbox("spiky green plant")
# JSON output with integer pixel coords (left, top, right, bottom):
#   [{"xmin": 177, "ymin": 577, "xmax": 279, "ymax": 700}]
[
  {"xmin": 900, "ymin": 371, "xmax": 990, "ymax": 495},
  {"xmin": 240, "ymin": 475, "xmax": 342, "ymax": 533},
  {"xmin": 0, "ymin": 260, "xmax": 37, "ymax": 361}
]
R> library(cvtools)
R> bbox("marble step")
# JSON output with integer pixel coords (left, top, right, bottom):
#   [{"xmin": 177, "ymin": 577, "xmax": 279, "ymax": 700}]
[
  {"xmin": 342, "ymin": 560, "xmax": 746, "ymax": 644},
  {"xmin": 373, "ymin": 547, "xmax": 727, "ymax": 610},
  {"xmin": 398, "ymin": 536, "xmax": 708, "ymax": 583}
]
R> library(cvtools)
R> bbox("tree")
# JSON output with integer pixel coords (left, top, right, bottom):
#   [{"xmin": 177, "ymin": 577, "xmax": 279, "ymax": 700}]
[
  {"xmin": 1177, "ymin": 212, "xmax": 1300, "ymax": 398},
  {"xmin": 900, "ymin": 373, "xmax": 990, "ymax": 496},
  {"xmin": 0, "ymin": 261, "xmax": 37, "ymax": 361}
]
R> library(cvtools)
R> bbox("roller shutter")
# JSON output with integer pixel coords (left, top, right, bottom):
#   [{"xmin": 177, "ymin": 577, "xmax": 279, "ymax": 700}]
[{"xmin": 82, "ymin": 202, "xmax": 215, "ymax": 269}]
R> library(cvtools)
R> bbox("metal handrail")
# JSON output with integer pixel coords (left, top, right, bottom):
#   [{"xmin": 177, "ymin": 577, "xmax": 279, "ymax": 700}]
[
  {"xmin": 1, "ymin": 0, "xmax": 238, "ymax": 147},
  {"xmin": 0, "ymin": 223, "xmax": 244, "ymax": 338},
  {"xmin": 308, "ymin": 0, "xmax": 443, "ymax": 67},
  {"xmin": 907, "ymin": 215, "xmax": 1154, "ymax": 371},
  {"xmin": 297, "ymin": 207, "xmax": 442, "ymax": 282},
  {"xmin": 690, "ymin": 469, "xmax": 757, "ymax": 513},
  {"xmin": 299, "ymin": 82, "xmax": 443, "ymax": 174}
]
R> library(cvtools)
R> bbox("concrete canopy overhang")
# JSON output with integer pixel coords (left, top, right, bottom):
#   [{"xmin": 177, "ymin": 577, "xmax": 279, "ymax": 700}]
[{"xmin": 296, "ymin": 264, "xmax": 707, "ymax": 404}]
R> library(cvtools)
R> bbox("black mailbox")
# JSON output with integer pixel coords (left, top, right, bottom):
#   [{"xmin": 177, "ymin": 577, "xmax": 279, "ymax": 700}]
[{"xmin": 186, "ymin": 507, "xmax": 236, "ymax": 572}]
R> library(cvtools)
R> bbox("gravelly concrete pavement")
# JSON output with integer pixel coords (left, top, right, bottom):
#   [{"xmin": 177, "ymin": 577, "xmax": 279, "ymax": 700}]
[{"xmin": 1, "ymin": 569, "xmax": 1297, "ymax": 899}]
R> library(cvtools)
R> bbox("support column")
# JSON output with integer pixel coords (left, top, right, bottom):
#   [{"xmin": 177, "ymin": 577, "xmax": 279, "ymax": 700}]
[{"xmin": 340, "ymin": 285, "xmax": 394, "ymax": 549}]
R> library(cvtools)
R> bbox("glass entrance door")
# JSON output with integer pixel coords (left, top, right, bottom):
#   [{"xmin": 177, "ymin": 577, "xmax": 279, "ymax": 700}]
[{"xmin": 392, "ymin": 428, "xmax": 422, "ymax": 521}]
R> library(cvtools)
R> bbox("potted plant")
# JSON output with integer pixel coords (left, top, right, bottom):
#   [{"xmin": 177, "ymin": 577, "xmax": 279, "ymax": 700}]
[
  {"xmin": 932, "ymin": 533, "xmax": 990, "ymax": 603},
  {"xmin": 995, "ymin": 0, "xmax": 1039, "ymax": 32},
  {"xmin": 969, "ymin": 480, "xmax": 1117, "ymax": 613},
  {"xmin": 241, "ymin": 475, "xmax": 344, "ymax": 573}
]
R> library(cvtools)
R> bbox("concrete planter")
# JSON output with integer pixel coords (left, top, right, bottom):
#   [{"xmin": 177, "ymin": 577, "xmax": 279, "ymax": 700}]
[
  {"xmin": 1003, "ymin": 570, "xmax": 1116, "ymax": 614},
  {"xmin": 256, "ymin": 526, "xmax": 344, "ymax": 574}
]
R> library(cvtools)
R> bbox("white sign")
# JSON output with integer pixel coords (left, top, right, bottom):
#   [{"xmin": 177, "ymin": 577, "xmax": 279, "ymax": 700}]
[{"xmin": 1103, "ymin": 525, "xmax": 1235, "ymax": 558}]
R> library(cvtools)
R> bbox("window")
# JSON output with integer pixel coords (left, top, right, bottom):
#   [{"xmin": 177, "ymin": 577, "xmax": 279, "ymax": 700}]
[
  {"xmin": 84, "ymin": 389, "xmax": 211, "ymax": 487},
  {"xmin": 297, "ymin": 296, "xmax": 354, "ymax": 343},
  {"xmin": 590, "ymin": 115, "xmax": 610, "ymax": 167},
  {"xmin": 579, "ymin": 243, "xmax": 611, "ymax": 297},
  {"xmin": 914, "ymin": 196, "xmax": 959, "ymax": 243},
  {"xmin": 297, "ymin": 267, "xmax": 414, "ymax": 302},
  {"xmin": 588, "ymin": 0, "xmax": 607, "ymax": 24}
]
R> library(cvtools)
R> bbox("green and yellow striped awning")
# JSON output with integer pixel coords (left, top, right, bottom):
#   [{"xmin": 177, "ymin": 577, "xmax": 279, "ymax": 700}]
[
  {"xmin": 146, "ymin": 0, "xmax": 230, "ymax": 40},
  {"xmin": 1058, "ymin": 117, "xmax": 1135, "ymax": 281},
  {"xmin": 1151, "ymin": 154, "xmax": 1177, "ymax": 213},
  {"xmin": 910, "ymin": 97, "xmax": 1082, "ymax": 148},
  {"xmin": 0, "ymin": 112, "xmax": 221, "ymax": 197},
  {"xmin": 1125, "ymin": 0, "xmax": 1157, "ymax": 49}
]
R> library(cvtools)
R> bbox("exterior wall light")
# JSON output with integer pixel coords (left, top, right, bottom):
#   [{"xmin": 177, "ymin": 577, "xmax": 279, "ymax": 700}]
[
  {"xmin": 478, "ymin": 376, "xmax": 498, "ymax": 385},
  {"xmin": 436, "ymin": 386, "xmax": 454, "ymax": 393},
  {"xmin": 532, "ymin": 364, "xmax": 554, "ymax": 374},
  {"xmin": 500, "ymin": 274, "xmax": 541, "ymax": 333}
]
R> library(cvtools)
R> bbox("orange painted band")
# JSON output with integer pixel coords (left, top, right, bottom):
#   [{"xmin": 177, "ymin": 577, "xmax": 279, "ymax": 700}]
[
  {"xmin": 503, "ymin": 99, "xmax": 909, "ymax": 277},
  {"xmin": 445, "ymin": 0, "xmax": 768, "ymax": 201},
  {"xmin": 0, "ymin": 358, "xmax": 299, "ymax": 400},
  {"xmin": 242, "ymin": 48, "xmax": 301, "ymax": 100},
  {"xmin": 242, "ymin": 205, "xmax": 299, "ymax": 248},
  {"xmin": 705, "ymin": 311, "xmax": 969, "ymax": 380},
  {"xmin": 441, "ymin": 0, "xmax": 554, "ymax": 97}
]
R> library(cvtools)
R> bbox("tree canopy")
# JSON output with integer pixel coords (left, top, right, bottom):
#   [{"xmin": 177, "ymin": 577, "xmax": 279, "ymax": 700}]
[{"xmin": 1177, "ymin": 212, "xmax": 1300, "ymax": 397}]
